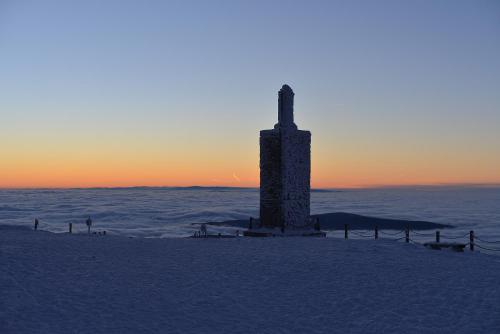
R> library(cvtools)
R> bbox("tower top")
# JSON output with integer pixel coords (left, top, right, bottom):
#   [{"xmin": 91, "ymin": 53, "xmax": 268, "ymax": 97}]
[{"xmin": 276, "ymin": 84, "xmax": 297, "ymax": 129}]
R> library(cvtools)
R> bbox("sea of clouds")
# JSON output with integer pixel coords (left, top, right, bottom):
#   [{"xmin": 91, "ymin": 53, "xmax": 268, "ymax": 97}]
[{"xmin": 1, "ymin": 186, "xmax": 499, "ymax": 240}]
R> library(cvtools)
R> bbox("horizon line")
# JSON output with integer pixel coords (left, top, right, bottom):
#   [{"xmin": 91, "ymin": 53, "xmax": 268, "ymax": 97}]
[{"xmin": 1, "ymin": 182, "xmax": 499, "ymax": 191}]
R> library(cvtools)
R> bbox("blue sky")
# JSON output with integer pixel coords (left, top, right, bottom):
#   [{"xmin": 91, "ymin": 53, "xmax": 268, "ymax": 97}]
[{"xmin": 1, "ymin": 0, "xmax": 499, "ymax": 187}]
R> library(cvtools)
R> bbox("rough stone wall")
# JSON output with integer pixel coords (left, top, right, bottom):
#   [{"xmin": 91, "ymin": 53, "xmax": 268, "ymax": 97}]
[
  {"xmin": 280, "ymin": 128, "xmax": 311, "ymax": 228},
  {"xmin": 259, "ymin": 128, "xmax": 311, "ymax": 228},
  {"xmin": 259, "ymin": 130, "xmax": 282, "ymax": 227}
]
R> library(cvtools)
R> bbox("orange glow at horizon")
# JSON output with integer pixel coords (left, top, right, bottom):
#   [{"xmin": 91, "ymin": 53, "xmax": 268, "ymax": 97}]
[
  {"xmin": 1, "ymin": 119, "xmax": 499, "ymax": 189},
  {"xmin": 2, "ymin": 141, "xmax": 499, "ymax": 189}
]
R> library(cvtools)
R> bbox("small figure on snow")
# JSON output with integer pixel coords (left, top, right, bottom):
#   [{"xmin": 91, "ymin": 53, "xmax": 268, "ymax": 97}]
[
  {"xmin": 314, "ymin": 218, "xmax": 321, "ymax": 231},
  {"xmin": 200, "ymin": 223, "xmax": 207, "ymax": 238},
  {"xmin": 34, "ymin": 218, "xmax": 39, "ymax": 230},
  {"xmin": 86, "ymin": 217, "xmax": 92, "ymax": 234}
]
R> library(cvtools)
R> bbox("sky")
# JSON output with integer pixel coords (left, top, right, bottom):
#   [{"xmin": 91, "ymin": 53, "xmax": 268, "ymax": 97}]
[{"xmin": 1, "ymin": 0, "xmax": 499, "ymax": 188}]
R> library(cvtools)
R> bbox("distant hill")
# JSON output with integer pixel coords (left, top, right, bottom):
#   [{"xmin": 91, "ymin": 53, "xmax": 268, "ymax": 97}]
[{"xmin": 206, "ymin": 212, "xmax": 452, "ymax": 231}]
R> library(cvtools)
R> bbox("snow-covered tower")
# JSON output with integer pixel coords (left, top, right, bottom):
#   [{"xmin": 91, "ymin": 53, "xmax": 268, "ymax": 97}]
[{"xmin": 259, "ymin": 84, "xmax": 311, "ymax": 229}]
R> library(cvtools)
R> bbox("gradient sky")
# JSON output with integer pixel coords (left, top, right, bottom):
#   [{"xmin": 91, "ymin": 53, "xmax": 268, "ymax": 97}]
[{"xmin": 1, "ymin": 0, "xmax": 499, "ymax": 188}]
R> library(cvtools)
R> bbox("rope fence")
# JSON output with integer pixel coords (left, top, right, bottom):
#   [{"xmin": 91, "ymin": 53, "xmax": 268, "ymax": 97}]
[
  {"xmin": 339, "ymin": 224, "xmax": 500, "ymax": 253},
  {"xmin": 28, "ymin": 217, "xmax": 500, "ymax": 253},
  {"xmin": 475, "ymin": 244, "xmax": 500, "ymax": 252},
  {"xmin": 475, "ymin": 237, "xmax": 500, "ymax": 244},
  {"xmin": 379, "ymin": 230, "xmax": 404, "ymax": 236},
  {"xmin": 408, "ymin": 238, "xmax": 422, "ymax": 245},
  {"xmin": 350, "ymin": 230, "xmax": 373, "ymax": 238},
  {"xmin": 411, "ymin": 230, "xmax": 435, "ymax": 237},
  {"xmin": 440, "ymin": 233, "xmax": 470, "ymax": 240}
]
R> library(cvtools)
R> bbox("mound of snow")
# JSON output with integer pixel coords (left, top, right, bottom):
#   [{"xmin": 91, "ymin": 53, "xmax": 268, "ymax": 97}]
[{"xmin": 207, "ymin": 212, "xmax": 452, "ymax": 231}]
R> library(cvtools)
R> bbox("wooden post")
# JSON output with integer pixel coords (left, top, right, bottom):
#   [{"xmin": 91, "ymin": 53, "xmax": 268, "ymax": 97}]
[
  {"xmin": 344, "ymin": 224, "xmax": 348, "ymax": 240},
  {"xmin": 86, "ymin": 217, "xmax": 92, "ymax": 235},
  {"xmin": 470, "ymin": 230, "xmax": 474, "ymax": 251},
  {"xmin": 69, "ymin": 223, "xmax": 73, "ymax": 234},
  {"xmin": 375, "ymin": 226, "xmax": 378, "ymax": 240},
  {"xmin": 405, "ymin": 226, "xmax": 409, "ymax": 243},
  {"xmin": 436, "ymin": 230, "xmax": 440, "ymax": 243}
]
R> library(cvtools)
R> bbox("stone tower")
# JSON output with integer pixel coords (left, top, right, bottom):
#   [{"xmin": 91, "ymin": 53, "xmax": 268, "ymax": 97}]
[{"xmin": 259, "ymin": 84, "xmax": 311, "ymax": 229}]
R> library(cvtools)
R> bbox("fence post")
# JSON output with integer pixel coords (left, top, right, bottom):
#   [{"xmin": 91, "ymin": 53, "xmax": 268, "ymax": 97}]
[
  {"xmin": 470, "ymin": 230, "xmax": 474, "ymax": 251},
  {"xmin": 86, "ymin": 217, "xmax": 92, "ymax": 235},
  {"xmin": 405, "ymin": 226, "xmax": 409, "ymax": 243},
  {"xmin": 375, "ymin": 226, "xmax": 378, "ymax": 240},
  {"xmin": 436, "ymin": 230, "xmax": 440, "ymax": 243},
  {"xmin": 344, "ymin": 224, "xmax": 348, "ymax": 240},
  {"xmin": 69, "ymin": 223, "xmax": 73, "ymax": 234}
]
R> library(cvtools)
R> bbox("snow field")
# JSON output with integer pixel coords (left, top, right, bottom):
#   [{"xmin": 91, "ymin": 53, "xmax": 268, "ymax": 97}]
[{"xmin": 1, "ymin": 229, "xmax": 500, "ymax": 334}]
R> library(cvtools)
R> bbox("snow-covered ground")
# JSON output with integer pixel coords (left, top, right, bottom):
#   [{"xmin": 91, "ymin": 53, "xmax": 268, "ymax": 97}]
[{"xmin": 1, "ymin": 228, "xmax": 500, "ymax": 334}]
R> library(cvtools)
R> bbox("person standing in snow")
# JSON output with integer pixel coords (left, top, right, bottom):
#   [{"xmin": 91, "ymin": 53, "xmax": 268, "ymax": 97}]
[
  {"xmin": 86, "ymin": 217, "xmax": 92, "ymax": 234},
  {"xmin": 314, "ymin": 218, "xmax": 321, "ymax": 231},
  {"xmin": 34, "ymin": 219, "xmax": 39, "ymax": 230}
]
